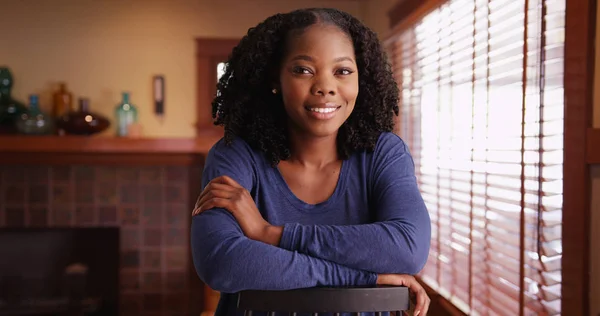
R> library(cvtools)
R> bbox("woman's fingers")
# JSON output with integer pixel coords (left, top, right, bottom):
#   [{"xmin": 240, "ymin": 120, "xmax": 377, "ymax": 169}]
[
  {"xmin": 194, "ymin": 198, "xmax": 231, "ymax": 215},
  {"xmin": 406, "ymin": 279, "xmax": 429, "ymax": 316},
  {"xmin": 192, "ymin": 189, "xmax": 236, "ymax": 215}
]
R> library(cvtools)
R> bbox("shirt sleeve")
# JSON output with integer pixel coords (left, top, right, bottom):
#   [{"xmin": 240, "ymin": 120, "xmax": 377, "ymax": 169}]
[
  {"xmin": 278, "ymin": 133, "xmax": 431, "ymax": 275},
  {"xmin": 190, "ymin": 138, "xmax": 377, "ymax": 293}
]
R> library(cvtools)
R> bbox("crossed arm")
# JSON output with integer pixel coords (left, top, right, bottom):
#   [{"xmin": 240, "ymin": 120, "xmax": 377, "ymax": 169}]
[{"xmin": 191, "ymin": 137, "xmax": 431, "ymax": 293}]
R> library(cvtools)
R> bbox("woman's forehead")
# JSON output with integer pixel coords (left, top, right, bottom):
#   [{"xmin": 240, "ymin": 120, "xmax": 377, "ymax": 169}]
[{"xmin": 284, "ymin": 24, "xmax": 355, "ymax": 61}]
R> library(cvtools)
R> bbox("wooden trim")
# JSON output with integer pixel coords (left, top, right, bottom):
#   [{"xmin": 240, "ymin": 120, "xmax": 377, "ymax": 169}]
[
  {"xmin": 0, "ymin": 134, "xmax": 221, "ymax": 154},
  {"xmin": 562, "ymin": 0, "xmax": 595, "ymax": 314},
  {"xmin": 0, "ymin": 152, "xmax": 206, "ymax": 166},
  {"xmin": 587, "ymin": 128, "xmax": 600, "ymax": 164},
  {"xmin": 417, "ymin": 277, "xmax": 467, "ymax": 316},
  {"xmin": 386, "ymin": 0, "xmax": 448, "ymax": 42},
  {"xmin": 196, "ymin": 38, "xmax": 240, "ymax": 133}
]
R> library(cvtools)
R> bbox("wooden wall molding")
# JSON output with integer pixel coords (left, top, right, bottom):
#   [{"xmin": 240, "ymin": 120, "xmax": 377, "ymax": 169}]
[
  {"xmin": 387, "ymin": 0, "xmax": 448, "ymax": 37},
  {"xmin": 196, "ymin": 38, "xmax": 240, "ymax": 134},
  {"xmin": 562, "ymin": 0, "xmax": 595, "ymax": 314},
  {"xmin": 587, "ymin": 128, "xmax": 600, "ymax": 164}
]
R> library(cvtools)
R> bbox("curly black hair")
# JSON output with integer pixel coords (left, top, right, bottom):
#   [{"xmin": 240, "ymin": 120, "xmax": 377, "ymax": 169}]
[{"xmin": 212, "ymin": 7, "xmax": 399, "ymax": 166}]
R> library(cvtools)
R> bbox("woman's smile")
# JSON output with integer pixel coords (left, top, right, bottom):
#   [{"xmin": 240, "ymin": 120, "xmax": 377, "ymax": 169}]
[{"xmin": 304, "ymin": 102, "xmax": 342, "ymax": 120}]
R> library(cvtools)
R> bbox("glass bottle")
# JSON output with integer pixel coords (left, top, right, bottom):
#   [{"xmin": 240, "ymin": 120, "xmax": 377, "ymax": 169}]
[
  {"xmin": 16, "ymin": 94, "xmax": 54, "ymax": 135},
  {"xmin": 52, "ymin": 82, "xmax": 73, "ymax": 117},
  {"xmin": 114, "ymin": 92, "xmax": 138, "ymax": 137},
  {"xmin": 56, "ymin": 98, "xmax": 110, "ymax": 135},
  {"xmin": 0, "ymin": 67, "xmax": 27, "ymax": 134}
]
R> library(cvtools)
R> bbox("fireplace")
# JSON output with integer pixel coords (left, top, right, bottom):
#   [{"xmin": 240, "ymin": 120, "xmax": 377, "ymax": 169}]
[{"xmin": 0, "ymin": 227, "xmax": 119, "ymax": 315}]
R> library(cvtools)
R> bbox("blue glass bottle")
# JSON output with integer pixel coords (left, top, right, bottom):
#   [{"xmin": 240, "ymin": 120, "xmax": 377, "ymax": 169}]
[
  {"xmin": 0, "ymin": 67, "xmax": 27, "ymax": 134},
  {"xmin": 114, "ymin": 92, "xmax": 138, "ymax": 137},
  {"xmin": 16, "ymin": 94, "xmax": 54, "ymax": 135}
]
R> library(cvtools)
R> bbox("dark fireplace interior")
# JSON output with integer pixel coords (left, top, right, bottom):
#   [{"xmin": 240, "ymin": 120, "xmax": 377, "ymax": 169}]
[{"xmin": 0, "ymin": 227, "xmax": 119, "ymax": 316}]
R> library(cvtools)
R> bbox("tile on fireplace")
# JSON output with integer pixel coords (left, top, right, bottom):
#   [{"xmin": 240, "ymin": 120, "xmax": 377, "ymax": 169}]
[
  {"xmin": 52, "ymin": 184, "xmax": 72, "ymax": 204},
  {"xmin": 165, "ymin": 227, "xmax": 185, "ymax": 246},
  {"xmin": 27, "ymin": 167, "xmax": 49, "ymax": 184},
  {"xmin": 75, "ymin": 205, "xmax": 96, "ymax": 225},
  {"xmin": 51, "ymin": 166, "xmax": 72, "ymax": 183},
  {"xmin": 2, "ymin": 166, "xmax": 25, "ymax": 184},
  {"xmin": 142, "ymin": 250, "xmax": 162, "ymax": 269},
  {"xmin": 142, "ymin": 272, "xmax": 163, "ymax": 293},
  {"xmin": 97, "ymin": 183, "xmax": 118, "ymax": 204},
  {"xmin": 142, "ymin": 185, "xmax": 163, "ymax": 204},
  {"xmin": 120, "ymin": 206, "xmax": 140, "ymax": 225},
  {"xmin": 121, "ymin": 227, "xmax": 141, "ymax": 250},
  {"xmin": 119, "ymin": 184, "xmax": 140, "ymax": 204},
  {"xmin": 98, "ymin": 205, "xmax": 118, "ymax": 224},
  {"xmin": 74, "ymin": 165, "xmax": 95, "ymax": 182},
  {"xmin": 120, "ymin": 293, "xmax": 142, "ymax": 314},
  {"xmin": 28, "ymin": 207, "xmax": 48, "ymax": 226},
  {"xmin": 165, "ymin": 167, "xmax": 188, "ymax": 183},
  {"xmin": 118, "ymin": 168, "xmax": 140, "ymax": 183},
  {"xmin": 165, "ymin": 248, "xmax": 187, "ymax": 270},
  {"xmin": 164, "ymin": 293, "xmax": 186, "ymax": 312},
  {"xmin": 141, "ymin": 205, "xmax": 162, "ymax": 226},
  {"xmin": 121, "ymin": 250, "xmax": 140, "ymax": 268},
  {"xmin": 165, "ymin": 272, "xmax": 187, "ymax": 291},
  {"xmin": 140, "ymin": 168, "xmax": 163, "ymax": 183},
  {"xmin": 29, "ymin": 184, "xmax": 48, "ymax": 203},
  {"xmin": 95, "ymin": 166, "xmax": 117, "ymax": 182},
  {"xmin": 52, "ymin": 205, "xmax": 74, "ymax": 226},
  {"xmin": 121, "ymin": 270, "xmax": 141, "ymax": 291},
  {"xmin": 143, "ymin": 293, "xmax": 163, "ymax": 311},
  {"xmin": 75, "ymin": 181, "xmax": 95, "ymax": 203},
  {"xmin": 143, "ymin": 228, "xmax": 162, "ymax": 247},
  {"xmin": 166, "ymin": 204, "xmax": 187, "ymax": 226},
  {"xmin": 4, "ymin": 185, "xmax": 25, "ymax": 204}
]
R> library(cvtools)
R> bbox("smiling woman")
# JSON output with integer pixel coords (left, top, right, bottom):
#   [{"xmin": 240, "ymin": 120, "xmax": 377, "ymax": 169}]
[{"xmin": 190, "ymin": 7, "xmax": 432, "ymax": 316}]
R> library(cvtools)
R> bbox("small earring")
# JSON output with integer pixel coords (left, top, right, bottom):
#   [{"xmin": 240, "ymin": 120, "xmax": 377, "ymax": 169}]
[{"xmin": 272, "ymin": 88, "xmax": 277, "ymax": 94}]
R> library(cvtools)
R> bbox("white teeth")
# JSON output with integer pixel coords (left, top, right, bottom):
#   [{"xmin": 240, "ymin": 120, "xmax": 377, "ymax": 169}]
[{"xmin": 309, "ymin": 107, "xmax": 337, "ymax": 113}]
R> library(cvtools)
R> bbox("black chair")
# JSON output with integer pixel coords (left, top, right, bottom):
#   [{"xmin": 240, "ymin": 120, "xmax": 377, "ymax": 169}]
[{"xmin": 238, "ymin": 286, "xmax": 410, "ymax": 316}]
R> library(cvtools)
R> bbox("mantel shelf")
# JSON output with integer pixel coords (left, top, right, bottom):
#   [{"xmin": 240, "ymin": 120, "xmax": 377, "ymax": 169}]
[
  {"xmin": 0, "ymin": 134, "xmax": 222, "ymax": 154},
  {"xmin": 0, "ymin": 131, "xmax": 223, "ymax": 165}
]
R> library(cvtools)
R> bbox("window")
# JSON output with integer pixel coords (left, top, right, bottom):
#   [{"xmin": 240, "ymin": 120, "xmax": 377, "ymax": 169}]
[
  {"xmin": 217, "ymin": 62, "xmax": 226, "ymax": 82},
  {"xmin": 386, "ymin": 0, "xmax": 565, "ymax": 314},
  {"xmin": 195, "ymin": 38, "xmax": 239, "ymax": 134}
]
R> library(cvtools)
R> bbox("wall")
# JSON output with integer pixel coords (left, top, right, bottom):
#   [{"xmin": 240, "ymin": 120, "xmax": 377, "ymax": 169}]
[
  {"xmin": 0, "ymin": 0, "xmax": 363, "ymax": 138},
  {"xmin": 0, "ymin": 164, "xmax": 197, "ymax": 316},
  {"xmin": 360, "ymin": 0, "xmax": 398, "ymax": 39},
  {"xmin": 590, "ymin": 3, "xmax": 600, "ymax": 315}
]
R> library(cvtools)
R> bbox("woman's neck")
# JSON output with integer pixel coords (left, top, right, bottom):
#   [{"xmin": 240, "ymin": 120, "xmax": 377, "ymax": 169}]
[{"xmin": 286, "ymin": 131, "xmax": 339, "ymax": 168}]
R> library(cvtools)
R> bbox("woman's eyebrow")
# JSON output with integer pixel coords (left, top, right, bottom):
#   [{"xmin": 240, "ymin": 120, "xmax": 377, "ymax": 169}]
[{"xmin": 290, "ymin": 55, "xmax": 355, "ymax": 63}]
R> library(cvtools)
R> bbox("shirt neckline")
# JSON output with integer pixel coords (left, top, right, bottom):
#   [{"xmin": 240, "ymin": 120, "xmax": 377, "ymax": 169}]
[{"xmin": 270, "ymin": 159, "xmax": 349, "ymax": 213}]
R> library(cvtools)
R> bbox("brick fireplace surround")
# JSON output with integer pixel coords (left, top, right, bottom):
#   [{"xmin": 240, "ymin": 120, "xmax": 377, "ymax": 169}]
[{"xmin": 0, "ymin": 135, "xmax": 221, "ymax": 316}]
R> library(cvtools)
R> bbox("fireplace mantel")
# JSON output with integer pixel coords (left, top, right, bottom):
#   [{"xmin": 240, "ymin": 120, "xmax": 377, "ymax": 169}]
[{"xmin": 0, "ymin": 132, "xmax": 222, "ymax": 165}]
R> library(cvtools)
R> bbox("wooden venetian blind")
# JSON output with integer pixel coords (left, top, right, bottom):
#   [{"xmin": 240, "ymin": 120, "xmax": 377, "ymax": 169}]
[{"xmin": 386, "ymin": 0, "xmax": 564, "ymax": 314}]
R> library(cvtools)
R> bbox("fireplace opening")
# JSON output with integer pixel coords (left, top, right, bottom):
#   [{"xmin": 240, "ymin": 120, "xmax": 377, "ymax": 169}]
[{"xmin": 0, "ymin": 227, "xmax": 120, "ymax": 316}]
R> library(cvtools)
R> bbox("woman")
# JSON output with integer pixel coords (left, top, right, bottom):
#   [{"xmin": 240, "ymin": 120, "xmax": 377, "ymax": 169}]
[{"xmin": 191, "ymin": 7, "xmax": 432, "ymax": 316}]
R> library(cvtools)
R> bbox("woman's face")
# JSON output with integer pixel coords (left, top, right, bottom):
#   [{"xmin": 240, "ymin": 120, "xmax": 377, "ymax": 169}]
[{"xmin": 278, "ymin": 23, "xmax": 359, "ymax": 139}]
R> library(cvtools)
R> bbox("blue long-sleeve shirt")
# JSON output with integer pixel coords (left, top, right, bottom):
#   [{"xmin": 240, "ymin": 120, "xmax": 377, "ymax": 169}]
[{"xmin": 191, "ymin": 132, "xmax": 431, "ymax": 316}]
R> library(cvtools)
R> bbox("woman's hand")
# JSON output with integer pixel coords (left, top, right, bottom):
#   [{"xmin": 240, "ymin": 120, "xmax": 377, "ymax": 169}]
[
  {"xmin": 377, "ymin": 274, "xmax": 430, "ymax": 316},
  {"xmin": 192, "ymin": 176, "xmax": 282, "ymax": 245}
]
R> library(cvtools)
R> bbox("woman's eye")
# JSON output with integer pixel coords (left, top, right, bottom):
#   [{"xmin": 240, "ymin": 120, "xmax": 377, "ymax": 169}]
[
  {"xmin": 293, "ymin": 67, "xmax": 312, "ymax": 75},
  {"xmin": 337, "ymin": 68, "xmax": 354, "ymax": 75}
]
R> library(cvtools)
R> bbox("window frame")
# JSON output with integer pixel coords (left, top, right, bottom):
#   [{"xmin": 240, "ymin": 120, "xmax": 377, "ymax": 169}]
[
  {"xmin": 385, "ymin": 0, "xmax": 594, "ymax": 314},
  {"xmin": 195, "ymin": 38, "xmax": 240, "ymax": 136}
]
